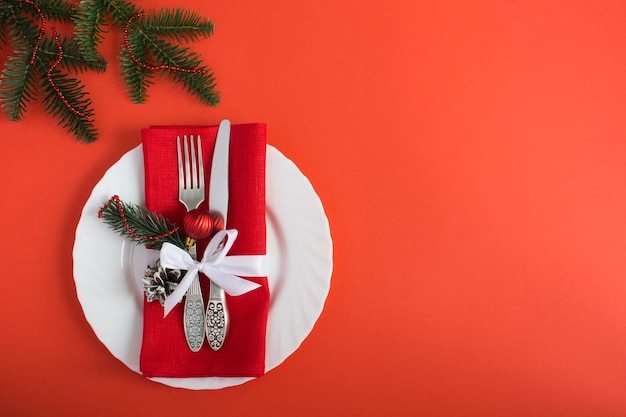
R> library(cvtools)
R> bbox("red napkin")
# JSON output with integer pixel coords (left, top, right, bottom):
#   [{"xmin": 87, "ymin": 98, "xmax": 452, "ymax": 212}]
[{"xmin": 139, "ymin": 123, "xmax": 269, "ymax": 378}]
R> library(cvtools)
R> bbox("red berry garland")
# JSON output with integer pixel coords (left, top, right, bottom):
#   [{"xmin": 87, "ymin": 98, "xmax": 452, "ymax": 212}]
[
  {"xmin": 123, "ymin": 11, "xmax": 209, "ymax": 75},
  {"xmin": 21, "ymin": 0, "xmax": 46, "ymax": 64},
  {"xmin": 98, "ymin": 195, "xmax": 180, "ymax": 242},
  {"xmin": 48, "ymin": 27, "xmax": 91, "ymax": 119},
  {"xmin": 15, "ymin": 0, "xmax": 90, "ymax": 119}
]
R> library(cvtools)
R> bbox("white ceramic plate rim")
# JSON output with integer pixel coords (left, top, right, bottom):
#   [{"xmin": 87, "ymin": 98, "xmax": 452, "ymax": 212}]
[{"xmin": 72, "ymin": 144, "xmax": 332, "ymax": 390}]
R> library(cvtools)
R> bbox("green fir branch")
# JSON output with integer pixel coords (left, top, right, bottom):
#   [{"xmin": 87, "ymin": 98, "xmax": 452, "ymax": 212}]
[
  {"xmin": 0, "ymin": 47, "xmax": 38, "ymax": 121},
  {"xmin": 39, "ymin": 68, "xmax": 98, "ymax": 142},
  {"xmin": 0, "ymin": 7, "xmax": 39, "ymax": 121},
  {"xmin": 37, "ymin": 0, "xmax": 75, "ymax": 22},
  {"xmin": 73, "ymin": 0, "xmax": 109, "ymax": 59},
  {"xmin": 0, "ymin": 0, "xmax": 100, "ymax": 141},
  {"xmin": 99, "ymin": 197, "xmax": 186, "ymax": 250},
  {"xmin": 2, "ymin": 0, "xmax": 28, "ymax": 20},
  {"xmin": 39, "ymin": 34, "xmax": 107, "ymax": 73},
  {"xmin": 149, "ymin": 37, "xmax": 219, "ymax": 106},
  {"xmin": 3, "ymin": 2, "xmax": 39, "ymax": 50},
  {"xmin": 103, "ymin": 0, "xmax": 137, "ymax": 27},
  {"xmin": 141, "ymin": 8, "xmax": 214, "ymax": 44},
  {"xmin": 119, "ymin": 29, "xmax": 153, "ymax": 103},
  {"xmin": 74, "ymin": 0, "xmax": 219, "ymax": 106},
  {"xmin": 0, "ymin": 8, "xmax": 8, "ymax": 49},
  {"xmin": 1, "ymin": 0, "xmax": 220, "ymax": 143}
]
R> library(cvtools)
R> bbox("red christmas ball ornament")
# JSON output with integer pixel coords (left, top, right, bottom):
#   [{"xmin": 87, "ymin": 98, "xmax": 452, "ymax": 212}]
[
  {"xmin": 210, "ymin": 211, "xmax": 225, "ymax": 232},
  {"xmin": 182, "ymin": 209, "xmax": 214, "ymax": 240}
]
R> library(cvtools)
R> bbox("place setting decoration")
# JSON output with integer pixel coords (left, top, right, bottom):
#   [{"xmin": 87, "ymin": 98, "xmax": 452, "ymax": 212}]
[{"xmin": 21, "ymin": 0, "xmax": 339, "ymax": 389}]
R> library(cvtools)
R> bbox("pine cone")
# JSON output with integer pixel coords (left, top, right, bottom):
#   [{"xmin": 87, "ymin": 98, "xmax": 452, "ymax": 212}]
[{"xmin": 142, "ymin": 260, "xmax": 185, "ymax": 306}]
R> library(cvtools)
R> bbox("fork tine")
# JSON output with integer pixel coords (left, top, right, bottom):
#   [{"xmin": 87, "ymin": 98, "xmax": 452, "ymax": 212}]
[
  {"xmin": 183, "ymin": 135, "xmax": 191, "ymax": 189},
  {"xmin": 196, "ymin": 135, "xmax": 204, "ymax": 191},
  {"xmin": 176, "ymin": 135, "xmax": 185, "ymax": 190},
  {"xmin": 190, "ymin": 135, "xmax": 198, "ymax": 190}
]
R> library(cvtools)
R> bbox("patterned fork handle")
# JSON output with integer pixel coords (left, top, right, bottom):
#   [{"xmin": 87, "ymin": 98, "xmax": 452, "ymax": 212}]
[
  {"xmin": 183, "ymin": 274, "xmax": 205, "ymax": 352},
  {"xmin": 183, "ymin": 244, "xmax": 205, "ymax": 352},
  {"xmin": 206, "ymin": 280, "xmax": 228, "ymax": 350}
]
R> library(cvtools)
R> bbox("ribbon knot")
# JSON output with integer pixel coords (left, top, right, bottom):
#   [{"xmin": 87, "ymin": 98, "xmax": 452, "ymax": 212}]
[{"xmin": 160, "ymin": 229, "xmax": 266, "ymax": 316}]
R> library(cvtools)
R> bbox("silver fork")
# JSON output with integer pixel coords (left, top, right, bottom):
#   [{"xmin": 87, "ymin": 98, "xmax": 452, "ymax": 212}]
[{"xmin": 177, "ymin": 134, "xmax": 205, "ymax": 352}]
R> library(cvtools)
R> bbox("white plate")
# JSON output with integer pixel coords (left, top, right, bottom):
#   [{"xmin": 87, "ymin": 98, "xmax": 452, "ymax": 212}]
[{"xmin": 72, "ymin": 144, "xmax": 332, "ymax": 390}]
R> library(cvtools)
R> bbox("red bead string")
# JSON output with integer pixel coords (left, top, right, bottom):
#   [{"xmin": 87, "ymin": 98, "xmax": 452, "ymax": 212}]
[
  {"xmin": 47, "ymin": 27, "xmax": 90, "ymax": 119},
  {"xmin": 12, "ymin": 0, "xmax": 89, "ymax": 119},
  {"xmin": 123, "ymin": 11, "xmax": 208, "ymax": 74},
  {"xmin": 19, "ymin": 0, "xmax": 47, "ymax": 64},
  {"xmin": 98, "ymin": 195, "xmax": 180, "ymax": 242}
]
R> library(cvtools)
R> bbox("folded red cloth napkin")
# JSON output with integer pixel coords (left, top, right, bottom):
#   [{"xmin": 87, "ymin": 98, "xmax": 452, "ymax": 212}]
[{"xmin": 140, "ymin": 123, "xmax": 269, "ymax": 378}]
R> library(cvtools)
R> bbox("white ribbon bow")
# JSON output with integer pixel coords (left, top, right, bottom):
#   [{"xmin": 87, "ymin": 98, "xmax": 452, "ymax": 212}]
[{"xmin": 160, "ymin": 229, "xmax": 266, "ymax": 316}]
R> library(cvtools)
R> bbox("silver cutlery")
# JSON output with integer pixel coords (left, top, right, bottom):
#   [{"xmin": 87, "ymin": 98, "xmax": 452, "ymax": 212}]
[
  {"xmin": 177, "ymin": 134, "xmax": 206, "ymax": 352},
  {"xmin": 206, "ymin": 278, "xmax": 229, "ymax": 350},
  {"xmin": 206, "ymin": 119, "xmax": 231, "ymax": 350}
]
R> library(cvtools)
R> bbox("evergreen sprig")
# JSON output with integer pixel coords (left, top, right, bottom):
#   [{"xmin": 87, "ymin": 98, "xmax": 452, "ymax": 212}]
[
  {"xmin": 0, "ymin": 0, "xmax": 102, "ymax": 142},
  {"xmin": 39, "ymin": 33, "xmax": 107, "ymax": 74},
  {"xmin": 39, "ymin": 65, "xmax": 98, "ymax": 142},
  {"xmin": 99, "ymin": 196, "xmax": 186, "ymax": 250},
  {"xmin": 74, "ymin": 0, "xmax": 219, "ymax": 105},
  {"xmin": 1, "ymin": 2, "xmax": 41, "ymax": 121},
  {"xmin": 141, "ymin": 7, "xmax": 215, "ymax": 44},
  {"xmin": 142, "ymin": 37, "xmax": 218, "ymax": 106},
  {"xmin": 36, "ymin": 0, "xmax": 74, "ymax": 21},
  {"xmin": 119, "ymin": 28, "xmax": 153, "ymax": 103},
  {"xmin": 0, "ymin": 0, "xmax": 220, "ymax": 143},
  {"xmin": 73, "ymin": 0, "xmax": 118, "ymax": 60},
  {"xmin": 1, "ymin": 46, "xmax": 37, "ymax": 121}
]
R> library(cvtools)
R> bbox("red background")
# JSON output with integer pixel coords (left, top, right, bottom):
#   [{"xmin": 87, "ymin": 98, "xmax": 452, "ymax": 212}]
[{"xmin": 2, "ymin": 1, "xmax": 626, "ymax": 415}]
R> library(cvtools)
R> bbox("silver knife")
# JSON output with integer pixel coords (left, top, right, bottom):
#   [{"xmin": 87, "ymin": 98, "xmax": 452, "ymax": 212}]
[{"xmin": 206, "ymin": 119, "xmax": 231, "ymax": 350}]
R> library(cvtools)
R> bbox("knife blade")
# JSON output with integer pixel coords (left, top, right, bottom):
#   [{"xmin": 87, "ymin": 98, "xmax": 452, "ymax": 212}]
[{"xmin": 206, "ymin": 119, "xmax": 231, "ymax": 350}]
